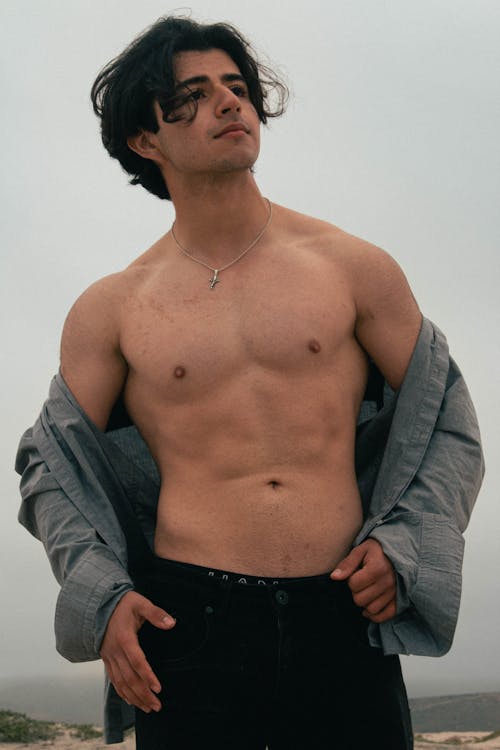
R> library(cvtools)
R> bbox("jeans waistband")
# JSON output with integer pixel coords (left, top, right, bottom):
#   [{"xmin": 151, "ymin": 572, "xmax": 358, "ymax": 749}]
[
  {"xmin": 131, "ymin": 554, "xmax": 351, "ymax": 604},
  {"xmin": 133, "ymin": 555, "xmax": 354, "ymax": 614},
  {"xmin": 152, "ymin": 554, "xmax": 334, "ymax": 585}
]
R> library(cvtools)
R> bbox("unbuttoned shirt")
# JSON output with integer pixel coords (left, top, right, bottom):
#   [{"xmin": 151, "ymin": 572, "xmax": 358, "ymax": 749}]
[{"xmin": 15, "ymin": 318, "xmax": 484, "ymax": 743}]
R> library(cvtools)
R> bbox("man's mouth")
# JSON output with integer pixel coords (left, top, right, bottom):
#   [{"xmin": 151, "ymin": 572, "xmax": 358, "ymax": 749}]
[{"xmin": 214, "ymin": 122, "xmax": 249, "ymax": 138}]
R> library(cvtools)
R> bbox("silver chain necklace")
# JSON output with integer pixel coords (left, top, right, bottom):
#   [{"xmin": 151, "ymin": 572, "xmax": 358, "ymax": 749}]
[{"xmin": 170, "ymin": 198, "xmax": 272, "ymax": 289}]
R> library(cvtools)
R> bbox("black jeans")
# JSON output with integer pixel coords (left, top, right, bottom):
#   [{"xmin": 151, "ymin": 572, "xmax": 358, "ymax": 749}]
[{"xmin": 135, "ymin": 557, "xmax": 413, "ymax": 750}]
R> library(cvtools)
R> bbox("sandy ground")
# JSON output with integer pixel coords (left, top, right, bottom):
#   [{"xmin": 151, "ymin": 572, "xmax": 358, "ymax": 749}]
[
  {"xmin": 0, "ymin": 725, "xmax": 134, "ymax": 750},
  {"xmin": 1, "ymin": 729, "xmax": 500, "ymax": 749},
  {"xmin": 414, "ymin": 731, "xmax": 500, "ymax": 749}
]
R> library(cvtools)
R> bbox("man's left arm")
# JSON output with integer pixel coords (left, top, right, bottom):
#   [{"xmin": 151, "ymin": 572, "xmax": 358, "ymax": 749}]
[
  {"xmin": 341, "ymin": 350, "xmax": 483, "ymax": 655},
  {"xmin": 332, "ymin": 240, "xmax": 483, "ymax": 651},
  {"xmin": 332, "ymin": 238, "xmax": 423, "ymax": 622}
]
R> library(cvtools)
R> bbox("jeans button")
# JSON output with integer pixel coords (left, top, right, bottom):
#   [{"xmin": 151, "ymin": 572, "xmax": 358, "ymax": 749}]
[{"xmin": 275, "ymin": 589, "xmax": 289, "ymax": 605}]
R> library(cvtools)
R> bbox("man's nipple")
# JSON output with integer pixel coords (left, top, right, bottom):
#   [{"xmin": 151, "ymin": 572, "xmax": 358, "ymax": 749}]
[
  {"xmin": 308, "ymin": 339, "xmax": 322, "ymax": 353},
  {"xmin": 174, "ymin": 366, "xmax": 186, "ymax": 378}
]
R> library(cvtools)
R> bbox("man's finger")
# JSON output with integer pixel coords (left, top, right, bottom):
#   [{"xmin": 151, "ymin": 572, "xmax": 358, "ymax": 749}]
[
  {"xmin": 113, "ymin": 671, "xmax": 156, "ymax": 713},
  {"xmin": 113, "ymin": 652, "xmax": 162, "ymax": 712},
  {"xmin": 113, "ymin": 672, "xmax": 151, "ymax": 712},
  {"xmin": 351, "ymin": 576, "xmax": 395, "ymax": 608},
  {"xmin": 359, "ymin": 587, "xmax": 396, "ymax": 616},
  {"xmin": 348, "ymin": 564, "xmax": 395, "ymax": 595},
  {"xmin": 103, "ymin": 656, "xmax": 144, "ymax": 710},
  {"xmin": 136, "ymin": 598, "xmax": 176, "ymax": 629},
  {"xmin": 330, "ymin": 545, "xmax": 367, "ymax": 580},
  {"xmin": 114, "ymin": 632, "xmax": 162, "ymax": 696},
  {"xmin": 126, "ymin": 641, "xmax": 162, "ymax": 694},
  {"xmin": 103, "ymin": 632, "xmax": 163, "ymax": 710},
  {"xmin": 362, "ymin": 599, "xmax": 397, "ymax": 623}
]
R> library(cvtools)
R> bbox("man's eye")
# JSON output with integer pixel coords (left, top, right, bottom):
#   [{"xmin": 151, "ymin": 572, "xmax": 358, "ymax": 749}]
[
  {"xmin": 188, "ymin": 89, "xmax": 205, "ymax": 101},
  {"xmin": 230, "ymin": 85, "xmax": 247, "ymax": 97}
]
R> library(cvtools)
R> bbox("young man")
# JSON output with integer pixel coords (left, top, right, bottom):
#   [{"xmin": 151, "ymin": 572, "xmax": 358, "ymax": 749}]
[{"xmin": 16, "ymin": 16, "xmax": 484, "ymax": 750}]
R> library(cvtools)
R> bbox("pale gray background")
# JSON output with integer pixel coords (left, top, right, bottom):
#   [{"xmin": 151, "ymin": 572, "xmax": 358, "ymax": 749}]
[{"xmin": 1, "ymin": 0, "xmax": 499, "ymax": 699}]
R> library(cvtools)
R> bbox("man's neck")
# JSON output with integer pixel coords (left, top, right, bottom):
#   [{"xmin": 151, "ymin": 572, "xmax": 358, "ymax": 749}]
[{"xmin": 168, "ymin": 172, "xmax": 270, "ymax": 268}]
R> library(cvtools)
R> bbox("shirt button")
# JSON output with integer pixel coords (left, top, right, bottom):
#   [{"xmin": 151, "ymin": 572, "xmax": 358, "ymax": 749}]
[{"xmin": 275, "ymin": 590, "xmax": 289, "ymax": 605}]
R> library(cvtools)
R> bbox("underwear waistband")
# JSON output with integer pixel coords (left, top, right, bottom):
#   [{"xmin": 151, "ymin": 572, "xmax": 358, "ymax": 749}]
[{"xmin": 148, "ymin": 554, "xmax": 334, "ymax": 588}]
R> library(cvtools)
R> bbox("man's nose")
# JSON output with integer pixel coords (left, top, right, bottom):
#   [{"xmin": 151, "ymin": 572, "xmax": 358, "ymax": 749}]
[{"xmin": 215, "ymin": 87, "xmax": 241, "ymax": 117}]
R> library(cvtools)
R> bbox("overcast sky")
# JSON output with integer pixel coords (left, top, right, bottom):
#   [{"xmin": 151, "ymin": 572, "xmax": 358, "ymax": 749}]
[{"xmin": 1, "ymin": 0, "xmax": 499, "ymax": 698}]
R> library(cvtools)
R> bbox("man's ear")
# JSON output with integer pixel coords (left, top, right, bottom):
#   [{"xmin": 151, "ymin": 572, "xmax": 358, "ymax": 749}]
[{"xmin": 127, "ymin": 131, "xmax": 162, "ymax": 163}]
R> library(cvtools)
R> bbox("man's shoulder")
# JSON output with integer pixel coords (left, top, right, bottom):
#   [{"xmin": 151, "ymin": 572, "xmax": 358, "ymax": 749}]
[
  {"xmin": 277, "ymin": 204, "xmax": 396, "ymax": 270},
  {"xmin": 276, "ymin": 203, "xmax": 343, "ymax": 241},
  {"xmin": 64, "ymin": 271, "xmax": 128, "ymax": 332},
  {"xmin": 68, "ymin": 237, "xmax": 168, "ymax": 317}
]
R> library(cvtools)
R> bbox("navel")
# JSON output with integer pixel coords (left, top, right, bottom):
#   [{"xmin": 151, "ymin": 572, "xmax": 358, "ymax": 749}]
[
  {"xmin": 174, "ymin": 366, "xmax": 186, "ymax": 378},
  {"xmin": 308, "ymin": 339, "xmax": 322, "ymax": 353},
  {"xmin": 267, "ymin": 480, "xmax": 281, "ymax": 490}
]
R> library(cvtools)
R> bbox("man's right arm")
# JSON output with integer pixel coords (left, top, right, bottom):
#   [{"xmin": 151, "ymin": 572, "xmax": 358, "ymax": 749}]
[{"xmin": 58, "ymin": 277, "xmax": 175, "ymax": 712}]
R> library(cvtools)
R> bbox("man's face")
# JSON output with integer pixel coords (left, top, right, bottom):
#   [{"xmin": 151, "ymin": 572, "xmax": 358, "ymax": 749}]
[{"xmin": 151, "ymin": 48, "xmax": 261, "ymax": 182}]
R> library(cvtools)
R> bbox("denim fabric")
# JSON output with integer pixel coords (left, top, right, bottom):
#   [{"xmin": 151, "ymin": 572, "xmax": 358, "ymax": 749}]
[{"xmin": 134, "ymin": 557, "xmax": 413, "ymax": 750}]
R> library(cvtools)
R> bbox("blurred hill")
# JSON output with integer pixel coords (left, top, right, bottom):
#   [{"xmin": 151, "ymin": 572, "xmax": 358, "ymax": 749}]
[
  {"xmin": 0, "ymin": 677, "xmax": 102, "ymax": 725},
  {"xmin": 410, "ymin": 692, "xmax": 500, "ymax": 732}
]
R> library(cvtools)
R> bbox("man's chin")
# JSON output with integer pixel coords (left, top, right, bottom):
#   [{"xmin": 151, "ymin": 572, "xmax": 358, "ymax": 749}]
[{"xmin": 209, "ymin": 158, "xmax": 257, "ymax": 174}]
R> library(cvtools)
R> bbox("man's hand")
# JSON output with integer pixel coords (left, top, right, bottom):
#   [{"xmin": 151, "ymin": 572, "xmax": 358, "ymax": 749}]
[
  {"xmin": 100, "ymin": 591, "xmax": 176, "ymax": 713},
  {"xmin": 330, "ymin": 538, "xmax": 397, "ymax": 623}
]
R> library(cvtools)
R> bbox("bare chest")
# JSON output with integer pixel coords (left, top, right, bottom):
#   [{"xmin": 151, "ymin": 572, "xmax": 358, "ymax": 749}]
[{"xmin": 119, "ymin": 253, "xmax": 358, "ymax": 396}]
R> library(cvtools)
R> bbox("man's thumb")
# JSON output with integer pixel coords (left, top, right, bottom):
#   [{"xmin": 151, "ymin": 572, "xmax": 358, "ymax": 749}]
[
  {"xmin": 142, "ymin": 601, "xmax": 176, "ymax": 629},
  {"xmin": 330, "ymin": 546, "xmax": 366, "ymax": 580}
]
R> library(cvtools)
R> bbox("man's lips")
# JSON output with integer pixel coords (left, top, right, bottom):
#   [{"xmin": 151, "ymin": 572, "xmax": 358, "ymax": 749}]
[{"xmin": 214, "ymin": 123, "xmax": 249, "ymax": 138}]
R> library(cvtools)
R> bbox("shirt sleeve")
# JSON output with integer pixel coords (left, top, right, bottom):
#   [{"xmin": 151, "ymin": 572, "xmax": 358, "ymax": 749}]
[
  {"xmin": 366, "ymin": 358, "xmax": 484, "ymax": 656},
  {"xmin": 16, "ymin": 428, "xmax": 134, "ymax": 661}
]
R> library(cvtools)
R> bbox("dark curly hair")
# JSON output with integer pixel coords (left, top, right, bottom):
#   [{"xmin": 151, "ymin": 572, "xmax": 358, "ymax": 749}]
[{"xmin": 90, "ymin": 16, "xmax": 288, "ymax": 200}]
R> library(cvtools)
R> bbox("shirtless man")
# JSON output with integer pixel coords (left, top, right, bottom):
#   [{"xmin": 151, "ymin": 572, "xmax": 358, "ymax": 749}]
[{"xmin": 36, "ymin": 15, "xmax": 428, "ymax": 750}]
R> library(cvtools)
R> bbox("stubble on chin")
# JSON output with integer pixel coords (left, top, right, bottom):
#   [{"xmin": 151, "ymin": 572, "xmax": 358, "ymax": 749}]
[
  {"xmin": 209, "ymin": 151, "xmax": 257, "ymax": 173},
  {"xmin": 219, "ymin": 160, "xmax": 253, "ymax": 173}
]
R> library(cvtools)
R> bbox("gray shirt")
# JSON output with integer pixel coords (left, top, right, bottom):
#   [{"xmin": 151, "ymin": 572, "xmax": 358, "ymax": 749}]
[{"xmin": 15, "ymin": 317, "xmax": 484, "ymax": 743}]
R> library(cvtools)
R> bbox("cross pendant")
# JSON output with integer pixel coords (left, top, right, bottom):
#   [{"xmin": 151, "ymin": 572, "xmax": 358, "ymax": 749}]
[{"xmin": 209, "ymin": 270, "xmax": 220, "ymax": 289}]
